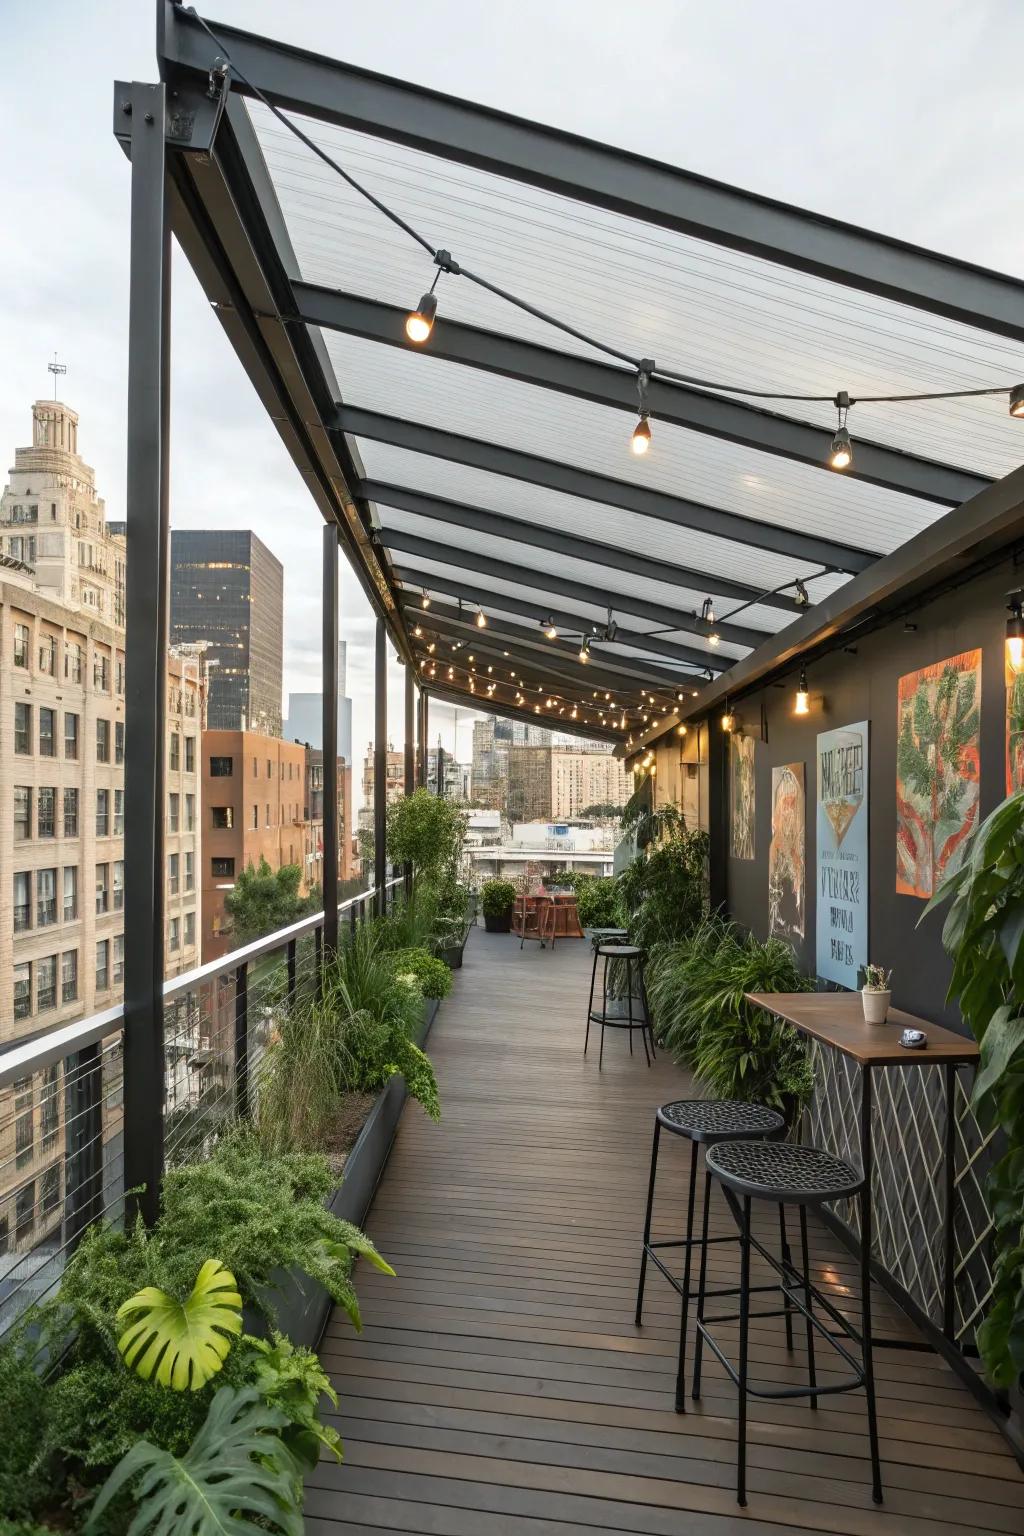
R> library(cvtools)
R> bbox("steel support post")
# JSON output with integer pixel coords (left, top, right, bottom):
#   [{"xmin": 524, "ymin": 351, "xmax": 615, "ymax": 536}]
[
  {"xmin": 403, "ymin": 664, "xmax": 415, "ymax": 892},
  {"xmin": 122, "ymin": 81, "xmax": 171, "ymax": 1227},
  {"xmin": 374, "ymin": 616, "xmax": 388, "ymax": 913},
  {"xmin": 419, "ymin": 689, "xmax": 429, "ymax": 788},
  {"xmin": 322, "ymin": 523, "xmax": 340, "ymax": 957}
]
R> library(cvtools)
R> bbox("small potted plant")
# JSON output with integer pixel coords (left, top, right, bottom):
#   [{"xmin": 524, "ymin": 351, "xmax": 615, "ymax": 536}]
[
  {"xmin": 481, "ymin": 878, "xmax": 517, "ymax": 933},
  {"xmin": 861, "ymin": 963, "xmax": 892, "ymax": 1024}
]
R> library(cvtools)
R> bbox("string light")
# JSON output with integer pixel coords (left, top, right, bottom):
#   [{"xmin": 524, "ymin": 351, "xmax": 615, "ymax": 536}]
[
  {"xmin": 1012, "ymin": 386, "xmax": 1024, "ymax": 419},
  {"xmin": 420, "ymin": 591, "xmax": 431, "ymax": 610},
  {"xmin": 476, "ymin": 605, "xmax": 488, "ymax": 628},
  {"xmin": 830, "ymin": 391, "xmax": 853, "ymax": 470},
  {"xmin": 542, "ymin": 617, "xmax": 558, "ymax": 639},
  {"xmin": 721, "ymin": 704, "xmax": 735, "ymax": 732},
  {"xmin": 1007, "ymin": 593, "xmax": 1024, "ymax": 672},
  {"xmin": 579, "ymin": 640, "xmax": 590, "ymax": 663},
  {"xmin": 413, "ymin": 624, "xmax": 422, "ymax": 637},
  {"xmin": 677, "ymin": 723, "xmax": 687, "ymax": 736},
  {"xmin": 631, "ymin": 363, "xmax": 654, "ymax": 455},
  {"xmin": 794, "ymin": 664, "xmax": 810, "ymax": 715},
  {"xmin": 427, "ymin": 641, "xmax": 436, "ymax": 654}
]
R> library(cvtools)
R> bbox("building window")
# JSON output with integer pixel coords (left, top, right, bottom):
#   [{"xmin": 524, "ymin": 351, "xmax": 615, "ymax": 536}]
[
  {"xmin": 39, "ymin": 636, "xmax": 56, "ymax": 675},
  {"xmin": 185, "ymin": 736, "xmax": 195, "ymax": 773},
  {"xmin": 168, "ymin": 916, "xmax": 180, "ymax": 952},
  {"xmin": 209, "ymin": 755, "xmax": 233, "ymax": 777},
  {"xmin": 116, "ymin": 657, "xmax": 125, "ymax": 695},
  {"xmin": 36, "ymin": 955, "xmax": 57, "ymax": 1011},
  {"xmin": 168, "ymin": 852, "xmax": 180, "ymax": 896},
  {"xmin": 39, "ymin": 706, "xmax": 55, "ymax": 757},
  {"xmin": 185, "ymin": 793, "xmax": 195, "ymax": 831},
  {"xmin": 14, "ymin": 871, "xmax": 31, "ymax": 933},
  {"xmin": 115, "ymin": 720, "xmax": 125, "ymax": 765},
  {"xmin": 64, "ymin": 711, "xmax": 79, "ymax": 759},
  {"xmin": 252, "ymin": 804, "xmax": 258, "ymax": 829},
  {"xmin": 63, "ymin": 787, "xmax": 79, "ymax": 838},
  {"xmin": 113, "ymin": 789, "xmax": 125, "ymax": 836},
  {"xmin": 37, "ymin": 786, "xmax": 55, "ymax": 838},
  {"xmin": 63, "ymin": 866, "xmax": 79, "ymax": 921},
  {"xmin": 36, "ymin": 868, "xmax": 57, "ymax": 927},
  {"xmin": 252, "ymin": 756, "xmax": 258, "ymax": 776},
  {"xmin": 265, "ymin": 803, "xmax": 271, "ymax": 829},
  {"xmin": 184, "ymin": 910, "xmax": 195, "ymax": 948},
  {"xmin": 169, "ymin": 732, "xmax": 180, "ymax": 771},
  {"xmin": 13, "ymin": 622, "xmax": 30, "ymax": 667},
  {"xmin": 93, "ymin": 652, "xmax": 110, "ymax": 691},
  {"xmin": 16, "ymin": 1183, "xmax": 35, "ymax": 1244},
  {"xmin": 96, "ymin": 863, "xmax": 109, "ymax": 915},
  {"xmin": 95, "ymin": 940, "xmax": 109, "ymax": 992},
  {"xmin": 113, "ymin": 934, "xmax": 125, "ymax": 985},
  {"xmin": 41, "ymin": 1165, "xmax": 61, "ymax": 1217},
  {"xmin": 64, "ymin": 641, "xmax": 83, "ymax": 682},
  {"xmin": 96, "ymin": 718, "xmax": 110, "ymax": 762},
  {"xmin": 211, "ymin": 806, "xmax": 234, "ymax": 830},
  {"xmin": 212, "ymin": 856, "xmax": 235, "ymax": 879},
  {"xmin": 15, "ymin": 1079, "xmax": 34, "ymax": 1168},
  {"xmin": 14, "ymin": 785, "xmax": 31, "ymax": 840},
  {"xmin": 14, "ymin": 701, "xmax": 31, "ymax": 754},
  {"xmin": 267, "ymin": 759, "xmax": 272, "ymax": 779},
  {"xmin": 61, "ymin": 949, "xmax": 78, "ymax": 1005},
  {"xmin": 13, "ymin": 963, "xmax": 31, "ymax": 1021},
  {"xmin": 168, "ymin": 792, "xmax": 180, "ymax": 833},
  {"xmin": 96, "ymin": 789, "xmax": 109, "ymax": 836},
  {"xmin": 184, "ymin": 850, "xmax": 194, "ymax": 892},
  {"xmin": 41, "ymin": 1064, "xmax": 60, "ymax": 1147},
  {"xmin": 113, "ymin": 860, "xmax": 124, "ymax": 911}
]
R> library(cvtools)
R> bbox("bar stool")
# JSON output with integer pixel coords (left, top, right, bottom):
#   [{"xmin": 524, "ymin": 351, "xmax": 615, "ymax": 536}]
[
  {"xmin": 584, "ymin": 944, "xmax": 654, "ymax": 1067},
  {"xmin": 701, "ymin": 1139, "xmax": 882, "ymax": 1507},
  {"xmin": 634, "ymin": 1100, "xmax": 788, "ymax": 1414}
]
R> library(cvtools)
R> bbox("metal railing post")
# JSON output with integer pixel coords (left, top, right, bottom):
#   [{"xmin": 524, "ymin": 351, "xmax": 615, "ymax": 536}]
[
  {"xmin": 65, "ymin": 1045, "xmax": 104, "ymax": 1251},
  {"xmin": 403, "ymin": 664, "xmax": 415, "ymax": 895},
  {"xmin": 122, "ymin": 80, "xmax": 171, "ymax": 1226},
  {"xmin": 374, "ymin": 616, "xmax": 388, "ymax": 916},
  {"xmin": 234, "ymin": 962, "xmax": 249, "ymax": 1118},
  {"xmin": 322, "ymin": 524, "xmax": 340, "ymax": 958},
  {"xmin": 286, "ymin": 937, "xmax": 297, "ymax": 1008}
]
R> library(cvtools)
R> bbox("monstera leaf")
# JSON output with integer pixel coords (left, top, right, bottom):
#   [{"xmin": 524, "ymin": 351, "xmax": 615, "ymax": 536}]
[
  {"xmin": 85, "ymin": 1386, "xmax": 301, "ymax": 1536},
  {"xmin": 117, "ymin": 1259, "xmax": 242, "ymax": 1391}
]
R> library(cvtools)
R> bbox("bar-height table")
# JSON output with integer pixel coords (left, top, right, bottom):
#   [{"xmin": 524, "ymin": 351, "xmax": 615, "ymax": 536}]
[{"xmin": 745, "ymin": 993, "xmax": 979, "ymax": 1351}]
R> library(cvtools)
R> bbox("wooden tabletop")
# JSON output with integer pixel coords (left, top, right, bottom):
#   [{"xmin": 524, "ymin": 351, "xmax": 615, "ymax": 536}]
[{"xmin": 745, "ymin": 992, "xmax": 979, "ymax": 1066}]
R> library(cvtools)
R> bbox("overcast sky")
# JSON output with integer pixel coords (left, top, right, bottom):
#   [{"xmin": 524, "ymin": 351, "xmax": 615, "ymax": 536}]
[{"xmin": 3, "ymin": 1, "xmax": 1021, "ymax": 790}]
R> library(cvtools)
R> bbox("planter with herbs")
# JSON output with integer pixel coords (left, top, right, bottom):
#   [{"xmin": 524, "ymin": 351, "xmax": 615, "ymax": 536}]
[{"xmin": 481, "ymin": 878, "xmax": 517, "ymax": 933}]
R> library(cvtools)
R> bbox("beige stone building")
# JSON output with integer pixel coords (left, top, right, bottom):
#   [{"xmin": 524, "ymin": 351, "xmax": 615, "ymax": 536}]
[{"xmin": 552, "ymin": 747, "xmax": 630, "ymax": 819}]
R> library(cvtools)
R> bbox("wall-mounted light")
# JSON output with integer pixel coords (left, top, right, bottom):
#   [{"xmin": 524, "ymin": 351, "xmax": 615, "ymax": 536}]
[
  {"xmin": 1008, "ymin": 592, "xmax": 1024, "ymax": 672},
  {"xmin": 794, "ymin": 663, "xmax": 810, "ymax": 716},
  {"xmin": 676, "ymin": 723, "xmax": 687, "ymax": 737},
  {"xmin": 721, "ymin": 703, "xmax": 735, "ymax": 732}
]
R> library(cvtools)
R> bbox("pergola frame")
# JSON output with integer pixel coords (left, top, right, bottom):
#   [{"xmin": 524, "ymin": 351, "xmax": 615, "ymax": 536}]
[{"xmin": 117, "ymin": 0, "xmax": 1024, "ymax": 1208}]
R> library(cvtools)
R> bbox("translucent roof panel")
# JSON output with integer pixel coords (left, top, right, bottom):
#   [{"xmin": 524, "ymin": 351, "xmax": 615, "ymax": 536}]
[
  {"xmin": 327, "ymin": 330, "xmax": 940, "ymax": 558},
  {"xmin": 251, "ymin": 105, "xmax": 1024, "ymax": 480},
  {"xmin": 355, "ymin": 438, "xmax": 852, "ymax": 605}
]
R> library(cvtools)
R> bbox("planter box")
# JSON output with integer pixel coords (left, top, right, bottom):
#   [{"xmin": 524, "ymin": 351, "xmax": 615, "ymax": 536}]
[
  {"xmin": 483, "ymin": 912, "xmax": 512, "ymax": 933},
  {"xmin": 438, "ymin": 922, "xmax": 472, "ymax": 969},
  {"xmin": 252, "ymin": 995, "xmax": 440, "ymax": 1350}
]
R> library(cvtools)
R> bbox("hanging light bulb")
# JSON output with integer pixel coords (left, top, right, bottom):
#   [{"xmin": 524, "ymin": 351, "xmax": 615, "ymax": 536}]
[
  {"xmin": 427, "ymin": 641, "xmax": 436, "ymax": 654},
  {"xmin": 413, "ymin": 624, "xmax": 423, "ymax": 638},
  {"xmin": 447, "ymin": 665, "xmax": 455, "ymax": 679},
  {"xmin": 420, "ymin": 591, "xmax": 431, "ymax": 610},
  {"xmin": 541, "ymin": 617, "xmax": 558, "ymax": 639},
  {"xmin": 708, "ymin": 630, "xmax": 720, "ymax": 648},
  {"xmin": 579, "ymin": 640, "xmax": 590, "ymax": 663},
  {"xmin": 721, "ymin": 706, "xmax": 735, "ymax": 733},
  {"xmin": 405, "ymin": 289, "xmax": 437, "ymax": 344},
  {"xmin": 829, "ymin": 390, "xmax": 853, "ymax": 470},
  {"xmin": 571, "ymin": 706, "xmax": 578, "ymax": 720},
  {"xmin": 475, "ymin": 606, "xmax": 487, "ymax": 628},
  {"xmin": 677, "ymin": 723, "xmax": 687, "ymax": 737},
  {"xmin": 794, "ymin": 664, "xmax": 810, "ymax": 715},
  {"xmin": 1007, "ymin": 593, "xmax": 1024, "ymax": 672},
  {"xmin": 631, "ymin": 361, "xmax": 655, "ymax": 455},
  {"xmin": 1010, "ymin": 385, "xmax": 1024, "ymax": 419},
  {"xmin": 631, "ymin": 415, "xmax": 651, "ymax": 456}
]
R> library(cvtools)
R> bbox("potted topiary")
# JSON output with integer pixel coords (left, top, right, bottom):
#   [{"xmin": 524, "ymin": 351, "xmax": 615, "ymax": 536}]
[
  {"xmin": 481, "ymin": 878, "xmax": 517, "ymax": 933},
  {"xmin": 861, "ymin": 963, "xmax": 892, "ymax": 1024}
]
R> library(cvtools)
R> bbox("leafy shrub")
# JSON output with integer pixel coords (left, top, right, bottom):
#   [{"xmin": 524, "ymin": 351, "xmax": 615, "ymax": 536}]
[
  {"xmin": 481, "ymin": 879, "xmax": 516, "ymax": 918},
  {"xmin": 0, "ymin": 1339, "xmax": 50, "ymax": 1519},
  {"xmin": 116, "ymin": 1259, "xmax": 242, "ymax": 1392},
  {"xmin": 386, "ymin": 789, "xmax": 464, "ymax": 885},
  {"xmin": 572, "ymin": 875, "xmax": 621, "ymax": 929},
  {"xmin": 617, "ymin": 806, "xmax": 708, "ymax": 948},
  {"xmin": 389, "ymin": 946, "xmax": 452, "ymax": 999}
]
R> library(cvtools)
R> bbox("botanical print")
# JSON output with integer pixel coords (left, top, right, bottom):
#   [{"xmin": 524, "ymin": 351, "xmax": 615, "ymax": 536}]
[
  {"xmin": 896, "ymin": 650, "xmax": 981, "ymax": 899},
  {"xmin": 769, "ymin": 763, "xmax": 805, "ymax": 942},
  {"xmin": 1007, "ymin": 648, "xmax": 1024, "ymax": 794},
  {"xmin": 816, "ymin": 722, "xmax": 868, "ymax": 989},
  {"xmin": 729, "ymin": 732, "xmax": 755, "ymax": 860}
]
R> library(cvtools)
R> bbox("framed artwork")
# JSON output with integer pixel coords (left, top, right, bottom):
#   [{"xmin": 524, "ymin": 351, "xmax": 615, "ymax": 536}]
[
  {"xmin": 729, "ymin": 732, "xmax": 755, "ymax": 860},
  {"xmin": 1007, "ymin": 649, "xmax": 1024, "ymax": 794},
  {"xmin": 896, "ymin": 650, "xmax": 981, "ymax": 898},
  {"xmin": 816, "ymin": 722, "xmax": 868, "ymax": 988},
  {"xmin": 769, "ymin": 762, "xmax": 805, "ymax": 941}
]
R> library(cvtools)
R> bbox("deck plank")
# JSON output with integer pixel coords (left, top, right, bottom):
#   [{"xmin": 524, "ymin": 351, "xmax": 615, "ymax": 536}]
[{"xmin": 313, "ymin": 928, "xmax": 1024, "ymax": 1533}]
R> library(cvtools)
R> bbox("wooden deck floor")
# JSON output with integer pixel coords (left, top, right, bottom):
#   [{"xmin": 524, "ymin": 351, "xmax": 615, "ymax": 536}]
[{"xmin": 308, "ymin": 928, "xmax": 1024, "ymax": 1536}]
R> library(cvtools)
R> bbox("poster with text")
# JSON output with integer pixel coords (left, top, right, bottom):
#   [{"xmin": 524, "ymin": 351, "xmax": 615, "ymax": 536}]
[
  {"xmin": 729, "ymin": 732, "xmax": 755, "ymax": 860},
  {"xmin": 769, "ymin": 763, "xmax": 805, "ymax": 941},
  {"xmin": 896, "ymin": 650, "xmax": 981, "ymax": 898},
  {"xmin": 1007, "ymin": 649, "xmax": 1024, "ymax": 794},
  {"xmin": 816, "ymin": 722, "xmax": 868, "ymax": 988}
]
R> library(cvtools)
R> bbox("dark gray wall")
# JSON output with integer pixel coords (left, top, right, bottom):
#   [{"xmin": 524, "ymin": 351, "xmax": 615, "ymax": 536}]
[{"xmin": 722, "ymin": 553, "xmax": 1018, "ymax": 1032}]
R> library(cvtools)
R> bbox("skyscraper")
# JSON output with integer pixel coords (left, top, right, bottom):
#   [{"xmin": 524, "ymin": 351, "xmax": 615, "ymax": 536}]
[{"xmin": 170, "ymin": 530, "xmax": 283, "ymax": 736}]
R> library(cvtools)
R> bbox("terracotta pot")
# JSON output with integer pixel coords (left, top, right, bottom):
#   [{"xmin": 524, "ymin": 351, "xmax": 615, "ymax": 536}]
[{"xmin": 861, "ymin": 988, "xmax": 891, "ymax": 1025}]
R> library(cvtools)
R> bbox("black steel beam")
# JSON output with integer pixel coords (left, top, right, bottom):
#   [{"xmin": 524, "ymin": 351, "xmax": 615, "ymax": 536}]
[
  {"xmin": 122, "ymin": 82, "xmax": 171, "ymax": 1227},
  {"xmin": 322, "ymin": 524, "xmax": 339, "ymax": 954},
  {"xmin": 418, "ymin": 689, "xmax": 428, "ymax": 789},
  {"xmin": 363, "ymin": 480, "xmax": 798, "ymax": 623},
  {"xmin": 303, "ymin": 289, "xmax": 989, "ymax": 506},
  {"xmin": 381, "ymin": 526, "xmax": 752, "ymax": 653},
  {"xmin": 161, "ymin": 4, "xmax": 1024, "ymax": 343},
  {"xmin": 374, "ymin": 616, "xmax": 387, "ymax": 911},
  {"xmin": 338, "ymin": 408, "xmax": 875, "ymax": 575},
  {"xmin": 404, "ymin": 665, "xmax": 415, "ymax": 795},
  {"xmin": 426, "ymin": 680, "xmax": 619, "ymax": 746},
  {"xmin": 395, "ymin": 562, "xmax": 727, "ymax": 674}
]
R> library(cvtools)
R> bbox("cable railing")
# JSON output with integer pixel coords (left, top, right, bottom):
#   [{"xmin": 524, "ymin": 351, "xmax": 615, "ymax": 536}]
[{"xmin": 0, "ymin": 875, "xmax": 403, "ymax": 1335}]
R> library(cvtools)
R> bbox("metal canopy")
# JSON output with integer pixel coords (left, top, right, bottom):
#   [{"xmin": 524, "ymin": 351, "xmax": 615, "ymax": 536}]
[{"xmin": 151, "ymin": 1, "xmax": 1024, "ymax": 744}]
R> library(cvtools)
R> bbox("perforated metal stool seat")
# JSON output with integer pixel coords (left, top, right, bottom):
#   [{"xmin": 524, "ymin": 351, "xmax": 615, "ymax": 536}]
[
  {"xmin": 657, "ymin": 1099, "xmax": 784, "ymax": 1144},
  {"xmin": 700, "ymin": 1138, "xmax": 882, "ymax": 1508},
  {"xmin": 706, "ymin": 1139, "xmax": 863, "ymax": 1204},
  {"xmin": 585, "ymin": 943, "xmax": 654, "ymax": 1068}
]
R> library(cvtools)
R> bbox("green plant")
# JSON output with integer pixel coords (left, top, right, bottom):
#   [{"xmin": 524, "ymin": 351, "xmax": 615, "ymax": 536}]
[
  {"xmin": 863, "ymin": 963, "xmax": 891, "ymax": 991},
  {"xmin": 572, "ymin": 875, "xmax": 622, "ymax": 929},
  {"xmin": 0, "ymin": 1338, "xmax": 50, "ymax": 1520},
  {"xmin": 117, "ymin": 1260, "xmax": 242, "ymax": 1392},
  {"xmin": 85, "ymin": 1386, "xmax": 302, "ymax": 1536},
  {"xmin": 618, "ymin": 808, "xmax": 708, "ymax": 949},
  {"xmin": 226, "ymin": 1333, "xmax": 342, "ymax": 1472},
  {"xmin": 255, "ymin": 996, "xmax": 346, "ymax": 1157},
  {"xmin": 481, "ymin": 879, "xmax": 516, "ymax": 918},
  {"xmin": 223, "ymin": 858, "xmax": 317, "ymax": 946},
  {"xmin": 386, "ymin": 789, "xmax": 465, "ymax": 885},
  {"xmin": 389, "ymin": 946, "xmax": 452, "ymax": 999},
  {"xmin": 923, "ymin": 789, "xmax": 1024, "ymax": 1387}
]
